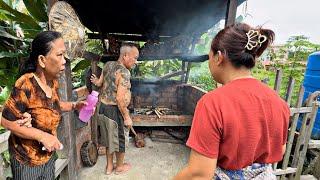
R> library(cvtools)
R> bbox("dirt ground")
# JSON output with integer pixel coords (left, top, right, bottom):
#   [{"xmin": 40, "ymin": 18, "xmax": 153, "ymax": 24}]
[{"xmin": 79, "ymin": 137, "xmax": 190, "ymax": 180}]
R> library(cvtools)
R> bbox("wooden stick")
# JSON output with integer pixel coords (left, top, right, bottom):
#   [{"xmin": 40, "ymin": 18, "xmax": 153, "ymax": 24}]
[
  {"xmin": 154, "ymin": 109, "xmax": 161, "ymax": 118},
  {"xmin": 130, "ymin": 126, "xmax": 137, "ymax": 137}
]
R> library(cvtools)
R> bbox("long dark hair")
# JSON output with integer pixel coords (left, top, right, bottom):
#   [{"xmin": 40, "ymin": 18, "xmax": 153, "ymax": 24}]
[
  {"xmin": 20, "ymin": 31, "xmax": 62, "ymax": 75},
  {"xmin": 210, "ymin": 23, "xmax": 275, "ymax": 69}
]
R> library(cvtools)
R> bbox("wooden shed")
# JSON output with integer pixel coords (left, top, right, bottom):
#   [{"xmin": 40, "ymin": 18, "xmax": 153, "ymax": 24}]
[{"xmin": 47, "ymin": 0, "xmax": 244, "ymax": 179}]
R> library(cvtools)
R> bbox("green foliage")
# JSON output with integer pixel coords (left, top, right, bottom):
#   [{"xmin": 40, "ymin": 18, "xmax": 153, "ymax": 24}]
[
  {"xmin": 71, "ymin": 39, "xmax": 105, "ymax": 89},
  {"xmin": 0, "ymin": 86, "xmax": 10, "ymax": 104},
  {"xmin": 254, "ymin": 35, "xmax": 319, "ymax": 105},
  {"xmin": 0, "ymin": 0, "xmax": 47, "ymax": 104},
  {"xmin": 189, "ymin": 62, "xmax": 216, "ymax": 91},
  {"xmin": 22, "ymin": 0, "xmax": 47, "ymax": 22},
  {"xmin": 85, "ymin": 39, "xmax": 104, "ymax": 55},
  {"xmin": 133, "ymin": 60, "xmax": 182, "ymax": 79}
]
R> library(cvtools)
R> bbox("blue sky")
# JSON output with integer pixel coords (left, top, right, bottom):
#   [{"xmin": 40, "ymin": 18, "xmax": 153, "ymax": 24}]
[{"xmin": 237, "ymin": 0, "xmax": 320, "ymax": 45}]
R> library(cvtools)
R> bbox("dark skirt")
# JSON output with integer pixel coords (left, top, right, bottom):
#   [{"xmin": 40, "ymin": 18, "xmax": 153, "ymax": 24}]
[{"xmin": 10, "ymin": 155, "xmax": 56, "ymax": 180}]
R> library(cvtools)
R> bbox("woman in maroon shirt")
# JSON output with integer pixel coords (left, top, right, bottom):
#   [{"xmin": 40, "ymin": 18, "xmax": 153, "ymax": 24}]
[{"xmin": 174, "ymin": 23, "xmax": 289, "ymax": 179}]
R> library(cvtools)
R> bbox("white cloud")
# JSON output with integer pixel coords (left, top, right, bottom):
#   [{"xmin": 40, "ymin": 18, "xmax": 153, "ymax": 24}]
[{"xmin": 237, "ymin": 0, "xmax": 320, "ymax": 44}]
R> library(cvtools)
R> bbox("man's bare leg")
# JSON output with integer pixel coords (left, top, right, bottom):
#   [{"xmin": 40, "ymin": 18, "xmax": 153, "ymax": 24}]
[
  {"xmin": 106, "ymin": 149, "xmax": 114, "ymax": 174},
  {"xmin": 115, "ymin": 152, "xmax": 131, "ymax": 174}
]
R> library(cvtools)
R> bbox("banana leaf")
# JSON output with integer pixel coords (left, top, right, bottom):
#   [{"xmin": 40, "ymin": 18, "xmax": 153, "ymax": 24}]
[
  {"xmin": 0, "ymin": 51, "xmax": 21, "ymax": 58},
  {"xmin": 19, "ymin": 23, "xmax": 41, "ymax": 38},
  {"xmin": 23, "ymin": 0, "xmax": 47, "ymax": 22},
  {"xmin": 0, "ymin": 9, "xmax": 15, "ymax": 21},
  {"xmin": 72, "ymin": 59, "xmax": 91, "ymax": 72},
  {"xmin": 0, "ymin": 0, "xmax": 41, "ymax": 29},
  {"xmin": 0, "ymin": 28, "xmax": 21, "ymax": 40}
]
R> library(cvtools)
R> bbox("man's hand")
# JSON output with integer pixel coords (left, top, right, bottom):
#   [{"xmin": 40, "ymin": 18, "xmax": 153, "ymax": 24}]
[
  {"xmin": 90, "ymin": 74, "xmax": 99, "ymax": 86},
  {"xmin": 39, "ymin": 132, "xmax": 62, "ymax": 152},
  {"xmin": 124, "ymin": 116, "xmax": 133, "ymax": 129},
  {"xmin": 16, "ymin": 112, "xmax": 32, "ymax": 128}
]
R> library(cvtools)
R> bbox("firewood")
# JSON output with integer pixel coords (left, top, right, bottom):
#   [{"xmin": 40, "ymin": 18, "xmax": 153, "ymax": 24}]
[
  {"xmin": 155, "ymin": 108, "xmax": 163, "ymax": 115},
  {"xmin": 146, "ymin": 110, "xmax": 153, "ymax": 115},
  {"xmin": 154, "ymin": 109, "xmax": 161, "ymax": 118}
]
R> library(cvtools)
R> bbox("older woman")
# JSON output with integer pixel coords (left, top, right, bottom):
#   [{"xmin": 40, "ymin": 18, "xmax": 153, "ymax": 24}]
[
  {"xmin": 1, "ymin": 31, "xmax": 85, "ymax": 180},
  {"xmin": 174, "ymin": 23, "xmax": 290, "ymax": 179}
]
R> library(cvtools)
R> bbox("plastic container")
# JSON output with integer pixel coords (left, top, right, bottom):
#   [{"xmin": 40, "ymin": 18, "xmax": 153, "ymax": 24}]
[
  {"xmin": 297, "ymin": 51, "xmax": 320, "ymax": 139},
  {"xmin": 79, "ymin": 90, "xmax": 99, "ymax": 122}
]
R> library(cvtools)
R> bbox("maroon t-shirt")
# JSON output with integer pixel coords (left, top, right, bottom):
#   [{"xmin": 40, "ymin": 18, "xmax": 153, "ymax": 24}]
[{"xmin": 187, "ymin": 78, "xmax": 290, "ymax": 170}]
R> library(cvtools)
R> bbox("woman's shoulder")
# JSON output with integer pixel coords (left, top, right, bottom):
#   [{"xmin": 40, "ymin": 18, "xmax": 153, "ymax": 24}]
[
  {"xmin": 199, "ymin": 88, "xmax": 226, "ymax": 106},
  {"xmin": 14, "ymin": 73, "xmax": 34, "ymax": 88}
]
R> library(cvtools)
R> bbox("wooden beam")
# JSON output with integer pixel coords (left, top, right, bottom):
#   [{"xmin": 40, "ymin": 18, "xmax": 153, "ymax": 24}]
[
  {"xmin": 308, "ymin": 140, "xmax": 320, "ymax": 149},
  {"xmin": 273, "ymin": 167, "xmax": 297, "ymax": 176},
  {"xmin": 225, "ymin": 0, "xmax": 238, "ymax": 27},
  {"xmin": 87, "ymin": 33, "xmax": 171, "ymax": 42},
  {"xmin": 289, "ymin": 107, "xmax": 313, "ymax": 116},
  {"xmin": 157, "ymin": 71, "xmax": 185, "ymax": 81},
  {"xmin": 132, "ymin": 115, "xmax": 192, "ymax": 126},
  {"xmin": 300, "ymin": 175, "xmax": 317, "ymax": 180},
  {"xmin": 99, "ymin": 54, "xmax": 209, "ymax": 63}
]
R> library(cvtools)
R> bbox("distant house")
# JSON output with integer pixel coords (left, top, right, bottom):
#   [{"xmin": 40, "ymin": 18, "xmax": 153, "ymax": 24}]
[
  {"xmin": 259, "ymin": 44, "xmax": 288, "ymax": 61},
  {"xmin": 258, "ymin": 44, "xmax": 289, "ymax": 70}
]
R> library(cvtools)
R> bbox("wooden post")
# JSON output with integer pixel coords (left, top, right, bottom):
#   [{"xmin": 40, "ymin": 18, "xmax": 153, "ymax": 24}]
[
  {"xmin": 184, "ymin": 39, "xmax": 197, "ymax": 83},
  {"xmin": 180, "ymin": 61, "xmax": 186, "ymax": 82},
  {"xmin": 285, "ymin": 77, "xmax": 295, "ymax": 104},
  {"xmin": 184, "ymin": 63, "xmax": 192, "ymax": 83},
  {"xmin": 274, "ymin": 69, "xmax": 283, "ymax": 94},
  {"xmin": 225, "ymin": 0, "xmax": 238, "ymax": 27},
  {"xmin": 91, "ymin": 59, "xmax": 99, "ymax": 145},
  {"xmin": 57, "ymin": 60, "xmax": 77, "ymax": 179}
]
